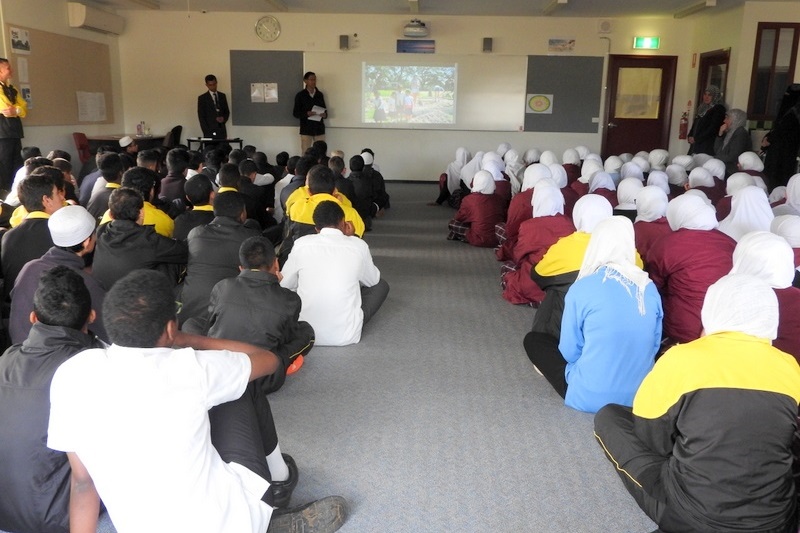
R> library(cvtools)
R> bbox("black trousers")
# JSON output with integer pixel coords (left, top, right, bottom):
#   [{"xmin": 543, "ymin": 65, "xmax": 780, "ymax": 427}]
[
  {"xmin": 362, "ymin": 279, "xmax": 390, "ymax": 326},
  {"xmin": 208, "ymin": 380, "xmax": 277, "ymax": 486},
  {"xmin": 523, "ymin": 331, "xmax": 567, "ymax": 398},
  {"xmin": 0, "ymin": 137, "xmax": 22, "ymax": 192}
]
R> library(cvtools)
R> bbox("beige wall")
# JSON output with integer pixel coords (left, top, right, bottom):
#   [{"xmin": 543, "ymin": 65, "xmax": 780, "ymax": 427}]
[{"xmin": 2, "ymin": 1, "xmax": 799, "ymax": 179}]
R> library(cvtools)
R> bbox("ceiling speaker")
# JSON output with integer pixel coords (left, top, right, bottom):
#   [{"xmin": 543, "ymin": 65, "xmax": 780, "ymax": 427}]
[{"xmin": 597, "ymin": 19, "xmax": 613, "ymax": 34}]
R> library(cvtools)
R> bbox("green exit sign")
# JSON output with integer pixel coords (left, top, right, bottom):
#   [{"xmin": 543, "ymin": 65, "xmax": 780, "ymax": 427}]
[{"xmin": 633, "ymin": 36, "xmax": 660, "ymax": 49}]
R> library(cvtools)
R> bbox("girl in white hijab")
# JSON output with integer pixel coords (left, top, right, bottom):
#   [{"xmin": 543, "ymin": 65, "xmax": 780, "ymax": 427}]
[
  {"xmin": 521, "ymin": 164, "xmax": 552, "ymax": 191},
  {"xmin": 446, "ymin": 147, "xmax": 471, "ymax": 193},
  {"xmin": 665, "ymin": 164, "xmax": 688, "ymax": 189},
  {"xmin": 532, "ymin": 181, "xmax": 565, "ymax": 218},
  {"xmin": 631, "ymin": 156, "xmax": 651, "ymax": 174},
  {"xmin": 773, "ymin": 174, "xmax": 800, "ymax": 216},
  {"xmin": 585, "ymin": 153, "xmax": 603, "ymax": 164},
  {"xmin": 635, "ymin": 186, "xmax": 669, "ymax": 223},
  {"xmin": 616, "ymin": 178, "xmax": 643, "ymax": 212},
  {"xmin": 589, "ymin": 172, "xmax": 616, "ymax": 193},
  {"xmin": 688, "ymin": 167, "xmax": 716, "ymax": 189},
  {"xmin": 683, "ymin": 189, "xmax": 714, "ymax": 206},
  {"xmin": 459, "ymin": 151, "xmax": 484, "ymax": 189},
  {"xmin": 619, "ymin": 153, "xmax": 633, "ymax": 163},
  {"xmin": 563, "ymin": 148, "xmax": 581, "ymax": 166},
  {"xmin": 620, "ymin": 162, "xmax": 644, "ymax": 182},
  {"xmin": 671, "ymin": 154, "xmax": 696, "ymax": 171},
  {"xmin": 648, "ymin": 149, "xmax": 669, "ymax": 171},
  {"xmin": 496, "ymin": 142, "xmax": 511, "ymax": 157},
  {"xmin": 523, "ymin": 149, "xmax": 541, "ymax": 165},
  {"xmin": 539, "ymin": 150, "xmax": 559, "ymax": 166},
  {"xmin": 702, "ymin": 158, "xmax": 726, "ymax": 181},
  {"xmin": 718, "ymin": 186, "xmax": 774, "ymax": 241},
  {"xmin": 573, "ymin": 195, "xmax": 613, "ymax": 234},
  {"xmin": 666, "ymin": 194, "xmax": 719, "ymax": 231},
  {"xmin": 471, "ymin": 170, "xmax": 495, "ymax": 194},
  {"xmin": 701, "ymin": 274, "xmax": 778, "ymax": 341},
  {"xmin": 580, "ymin": 159, "xmax": 604, "ymax": 184},
  {"xmin": 738, "ymin": 151, "xmax": 764, "ymax": 172},
  {"xmin": 771, "ymin": 215, "xmax": 800, "ymax": 280},
  {"xmin": 770, "ymin": 186, "xmax": 788, "ymax": 205},
  {"xmin": 503, "ymin": 149, "xmax": 525, "ymax": 195},
  {"xmin": 693, "ymin": 153, "xmax": 713, "ymax": 167},
  {"xmin": 646, "ymin": 171, "xmax": 671, "ymax": 196},
  {"xmin": 547, "ymin": 164, "xmax": 568, "ymax": 189},
  {"xmin": 604, "ymin": 155, "xmax": 623, "ymax": 183},
  {"xmin": 574, "ymin": 146, "xmax": 590, "ymax": 160},
  {"xmin": 715, "ymin": 172, "xmax": 756, "ymax": 220}
]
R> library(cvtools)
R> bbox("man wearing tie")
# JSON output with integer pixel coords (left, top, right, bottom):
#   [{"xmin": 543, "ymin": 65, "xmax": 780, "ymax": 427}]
[{"xmin": 197, "ymin": 74, "xmax": 230, "ymax": 140}]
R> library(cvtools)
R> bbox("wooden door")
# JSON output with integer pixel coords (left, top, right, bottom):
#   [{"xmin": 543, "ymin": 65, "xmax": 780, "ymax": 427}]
[{"xmin": 602, "ymin": 55, "xmax": 677, "ymax": 158}]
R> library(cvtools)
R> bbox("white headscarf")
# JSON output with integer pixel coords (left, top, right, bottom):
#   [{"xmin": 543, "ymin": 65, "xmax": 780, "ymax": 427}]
[
  {"xmin": 773, "ymin": 174, "xmax": 800, "ymax": 216},
  {"xmin": 701, "ymin": 274, "xmax": 778, "ymax": 340},
  {"xmin": 471, "ymin": 170, "xmax": 496, "ymax": 195},
  {"xmin": 635, "ymin": 186, "xmax": 669, "ymax": 223},
  {"xmin": 532, "ymin": 182, "xmax": 565, "ymax": 218},
  {"xmin": 752, "ymin": 175, "xmax": 768, "ymax": 193},
  {"xmin": 631, "ymin": 156, "xmax": 651, "ymax": 173},
  {"xmin": 589, "ymin": 172, "xmax": 616, "ymax": 193},
  {"xmin": 688, "ymin": 167, "xmax": 715, "ymax": 189},
  {"xmin": 738, "ymin": 151, "xmax": 764, "ymax": 172},
  {"xmin": 665, "ymin": 164, "xmax": 688, "ymax": 187},
  {"xmin": 483, "ymin": 159, "xmax": 505, "ymax": 182},
  {"xmin": 578, "ymin": 216, "xmax": 653, "ymax": 315},
  {"xmin": 580, "ymin": 159, "xmax": 604, "ymax": 184},
  {"xmin": 604, "ymin": 155, "xmax": 623, "ymax": 174},
  {"xmin": 460, "ymin": 151, "xmax": 484, "ymax": 187},
  {"xmin": 547, "ymin": 164, "xmax": 568, "ymax": 188},
  {"xmin": 702, "ymin": 158, "xmax": 726, "ymax": 180},
  {"xmin": 769, "ymin": 186, "xmax": 788, "ymax": 205},
  {"xmin": 619, "ymin": 153, "xmax": 633, "ymax": 163},
  {"xmin": 523, "ymin": 149, "xmax": 541, "ymax": 165},
  {"xmin": 620, "ymin": 162, "xmax": 644, "ymax": 182},
  {"xmin": 572, "ymin": 194, "xmax": 613, "ymax": 233},
  {"xmin": 504, "ymin": 149, "xmax": 525, "ymax": 193},
  {"xmin": 445, "ymin": 147, "xmax": 471, "ymax": 193},
  {"xmin": 693, "ymin": 153, "xmax": 713, "ymax": 167},
  {"xmin": 482, "ymin": 151, "xmax": 504, "ymax": 168},
  {"xmin": 539, "ymin": 150, "xmax": 558, "ymax": 166},
  {"xmin": 616, "ymin": 177, "xmax": 644, "ymax": 210},
  {"xmin": 563, "ymin": 149, "xmax": 581, "ymax": 165},
  {"xmin": 521, "ymin": 164, "xmax": 552, "ymax": 191},
  {"xmin": 730, "ymin": 231, "xmax": 794, "ymax": 289},
  {"xmin": 574, "ymin": 145, "xmax": 590, "ymax": 160},
  {"xmin": 496, "ymin": 142, "xmax": 511, "ymax": 157},
  {"xmin": 718, "ymin": 186, "xmax": 773, "ymax": 242},
  {"xmin": 683, "ymin": 189, "xmax": 714, "ymax": 206},
  {"xmin": 726, "ymin": 172, "xmax": 756, "ymax": 196},
  {"xmin": 771, "ymin": 215, "xmax": 800, "ymax": 247},
  {"xmin": 585, "ymin": 153, "xmax": 603, "ymax": 164},
  {"xmin": 648, "ymin": 149, "xmax": 669, "ymax": 171},
  {"xmin": 666, "ymin": 194, "xmax": 719, "ymax": 231},
  {"xmin": 671, "ymin": 155, "xmax": 695, "ymax": 171},
  {"xmin": 646, "ymin": 171, "xmax": 670, "ymax": 196}
]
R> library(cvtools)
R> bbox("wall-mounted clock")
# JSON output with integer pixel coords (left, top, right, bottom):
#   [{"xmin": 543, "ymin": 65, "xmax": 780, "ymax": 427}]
[{"xmin": 255, "ymin": 15, "xmax": 281, "ymax": 42}]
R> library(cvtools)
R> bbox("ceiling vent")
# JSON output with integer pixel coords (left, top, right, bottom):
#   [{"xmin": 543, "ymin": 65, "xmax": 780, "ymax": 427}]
[
  {"xmin": 68, "ymin": 2, "xmax": 125, "ymax": 35},
  {"xmin": 403, "ymin": 19, "xmax": 429, "ymax": 38}
]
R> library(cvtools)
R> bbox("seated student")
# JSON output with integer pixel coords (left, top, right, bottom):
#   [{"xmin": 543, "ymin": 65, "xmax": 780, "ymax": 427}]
[
  {"xmin": 280, "ymin": 165, "xmax": 365, "ymax": 266},
  {"xmin": 86, "ymin": 153, "xmax": 123, "ymax": 220},
  {"xmin": 174, "ymin": 174, "xmax": 216, "ymax": 241},
  {"xmin": 647, "ymin": 194, "xmax": 736, "ymax": 344},
  {"xmin": 645, "ymin": 170, "xmax": 671, "ymax": 199},
  {"xmin": 201, "ymin": 147, "xmax": 225, "ymax": 185},
  {"xmin": 715, "ymin": 171, "xmax": 755, "ymax": 220},
  {"xmin": 99, "ymin": 167, "xmax": 176, "ymax": 238},
  {"xmin": 360, "ymin": 149, "xmax": 390, "ymax": 211},
  {"xmin": 185, "ymin": 149, "xmax": 204, "ymax": 180},
  {"xmin": 203, "ymin": 236, "xmax": 314, "ymax": 393},
  {"xmin": 632, "ymin": 186, "xmax": 671, "ymax": 268},
  {"xmin": 503, "ymin": 148, "xmax": 525, "ymax": 194},
  {"xmin": 281, "ymin": 201, "xmax": 389, "ymax": 347},
  {"xmin": 348, "ymin": 154, "xmax": 378, "ymax": 228},
  {"xmin": 274, "ymin": 151, "xmax": 290, "ymax": 179},
  {"xmin": 47, "ymin": 269, "xmax": 348, "ymax": 533},
  {"xmin": 562, "ymin": 148, "xmax": 582, "ymax": 185},
  {"xmin": 238, "ymin": 159, "xmax": 274, "ymax": 229},
  {"xmin": 447, "ymin": 170, "xmax": 506, "ymax": 248},
  {"xmin": 160, "ymin": 147, "xmax": 191, "ymax": 206},
  {"xmin": 430, "ymin": 147, "xmax": 470, "ymax": 206},
  {"xmin": 495, "ymin": 164, "xmax": 551, "ymax": 262},
  {"xmin": 612, "ymin": 177, "xmax": 643, "ymax": 223},
  {"xmin": 501, "ymin": 182, "xmax": 575, "ymax": 306},
  {"xmin": 730, "ymin": 231, "xmax": 800, "ymax": 362},
  {"xmin": 594, "ymin": 273, "xmax": 800, "ymax": 533},
  {"xmin": 273, "ymin": 155, "xmax": 300, "ymax": 223},
  {"xmin": 252, "ymin": 151, "xmax": 279, "ymax": 185},
  {"xmin": 482, "ymin": 157, "xmax": 511, "ymax": 209},
  {"xmin": 588, "ymin": 171, "xmax": 618, "ymax": 208},
  {"xmin": 526, "ymin": 195, "xmax": 615, "ymax": 341},
  {"xmin": 0, "ymin": 267, "xmax": 106, "ymax": 533},
  {"xmin": 686, "ymin": 166, "xmax": 723, "ymax": 205},
  {"xmin": 281, "ymin": 155, "xmax": 316, "ymax": 216},
  {"xmin": 547, "ymin": 163, "xmax": 579, "ymax": 219},
  {"xmin": 528, "ymin": 216, "xmax": 662, "ymax": 413},
  {"xmin": 92, "ymin": 188, "xmax": 188, "ymax": 290},
  {"xmin": 771, "ymin": 215, "xmax": 800, "ymax": 287},
  {"xmin": 4, "ymin": 148, "xmax": 43, "ymax": 207},
  {"xmin": 51, "ymin": 158, "xmax": 79, "ymax": 204},
  {"xmin": 717, "ymin": 185, "xmax": 774, "ymax": 242},
  {"xmin": 1, "ymin": 169, "xmax": 64, "ymax": 304},
  {"xmin": 77, "ymin": 146, "xmax": 114, "ymax": 207},
  {"xmin": 10, "ymin": 205, "xmax": 108, "ymax": 345},
  {"xmin": 177, "ymin": 192, "xmax": 261, "ymax": 325},
  {"xmin": 328, "ymin": 156, "xmax": 356, "ymax": 205}
]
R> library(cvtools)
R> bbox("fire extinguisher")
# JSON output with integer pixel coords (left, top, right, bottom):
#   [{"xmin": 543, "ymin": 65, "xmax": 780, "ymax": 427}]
[{"xmin": 679, "ymin": 111, "xmax": 689, "ymax": 140}]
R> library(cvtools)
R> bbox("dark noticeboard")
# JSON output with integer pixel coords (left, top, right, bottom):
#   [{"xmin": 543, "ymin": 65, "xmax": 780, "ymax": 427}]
[
  {"xmin": 230, "ymin": 50, "xmax": 304, "ymax": 127},
  {"xmin": 524, "ymin": 55, "xmax": 603, "ymax": 133}
]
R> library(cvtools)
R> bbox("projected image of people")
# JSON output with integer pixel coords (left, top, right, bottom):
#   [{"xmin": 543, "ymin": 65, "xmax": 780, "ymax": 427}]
[{"xmin": 363, "ymin": 64, "xmax": 456, "ymax": 125}]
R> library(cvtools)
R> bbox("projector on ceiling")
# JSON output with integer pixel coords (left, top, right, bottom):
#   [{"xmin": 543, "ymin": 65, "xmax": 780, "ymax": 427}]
[{"xmin": 403, "ymin": 19, "xmax": 429, "ymax": 38}]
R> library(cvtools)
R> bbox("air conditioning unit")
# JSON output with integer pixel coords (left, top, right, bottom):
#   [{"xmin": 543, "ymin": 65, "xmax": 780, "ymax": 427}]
[
  {"xmin": 403, "ymin": 19, "xmax": 429, "ymax": 38},
  {"xmin": 68, "ymin": 2, "xmax": 125, "ymax": 35}
]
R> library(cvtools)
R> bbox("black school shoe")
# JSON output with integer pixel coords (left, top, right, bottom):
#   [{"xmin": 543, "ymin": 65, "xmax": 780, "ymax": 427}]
[
  {"xmin": 267, "ymin": 496, "xmax": 348, "ymax": 533},
  {"xmin": 269, "ymin": 454, "xmax": 299, "ymax": 509}
]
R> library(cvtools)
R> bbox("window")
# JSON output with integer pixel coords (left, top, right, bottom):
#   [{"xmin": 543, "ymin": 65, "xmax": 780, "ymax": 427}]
[{"xmin": 748, "ymin": 23, "xmax": 800, "ymax": 121}]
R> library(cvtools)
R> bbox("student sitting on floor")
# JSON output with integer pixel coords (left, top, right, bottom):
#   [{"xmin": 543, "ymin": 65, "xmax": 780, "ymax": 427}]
[
  {"xmin": 594, "ymin": 273, "xmax": 800, "ymax": 533},
  {"xmin": 447, "ymin": 170, "xmax": 506, "ymax": 248},
  {"xmin": 527, "ymin": 216, "xmax": 663, "ymax": 413}
]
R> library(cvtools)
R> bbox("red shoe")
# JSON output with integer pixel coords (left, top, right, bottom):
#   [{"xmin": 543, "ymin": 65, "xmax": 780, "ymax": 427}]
[{"xmin": 286, "ymin": 355, "xmax": 304, "ymax": 375}]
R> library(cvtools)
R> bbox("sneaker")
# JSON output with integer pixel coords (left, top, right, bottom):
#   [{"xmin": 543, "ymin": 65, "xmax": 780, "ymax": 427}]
[{"xmin": 267, "ymin": 495, "xmax": 348, "ymax": 533}]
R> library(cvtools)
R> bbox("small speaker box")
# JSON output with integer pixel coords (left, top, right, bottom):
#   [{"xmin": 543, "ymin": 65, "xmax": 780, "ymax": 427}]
[
  {"xmin": 483, "ymin": 37, "xmax": 493, "ymax": 53},
  {"xmin": 339, "ymin": 35, "xmax": 350, "ymax": 50}
]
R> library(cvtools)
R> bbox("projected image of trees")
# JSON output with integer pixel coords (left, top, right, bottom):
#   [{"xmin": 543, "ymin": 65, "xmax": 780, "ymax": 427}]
[{"xmin": 363, "ymin": 64, "xmax": 456, "ymax": 125}]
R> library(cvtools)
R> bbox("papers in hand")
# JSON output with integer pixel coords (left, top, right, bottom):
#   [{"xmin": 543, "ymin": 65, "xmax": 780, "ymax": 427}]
[{"xmin": 309, "ymin": 105, "xmax": 326, "ymax": 121}]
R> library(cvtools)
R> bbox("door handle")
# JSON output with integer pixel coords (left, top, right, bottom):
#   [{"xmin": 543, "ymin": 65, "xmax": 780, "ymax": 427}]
[{"xmin": 607, "ymin": 122, "xmax": 618, "ymax": 128}]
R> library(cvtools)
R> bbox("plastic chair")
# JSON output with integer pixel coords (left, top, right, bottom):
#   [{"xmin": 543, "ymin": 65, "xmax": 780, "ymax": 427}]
[{"xmin": 72, "ymin": 132, "xmax": 91, "ymax": 165}]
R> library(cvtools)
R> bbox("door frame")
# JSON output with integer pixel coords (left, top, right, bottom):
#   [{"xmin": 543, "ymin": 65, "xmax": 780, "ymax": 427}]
[
  {"xmin": 695, "ymin": 48, "xmax": 730, "ymax": 111},
  {"xmin": 601, "ymin": 54, "xmax": 678, "ymax": 158}
]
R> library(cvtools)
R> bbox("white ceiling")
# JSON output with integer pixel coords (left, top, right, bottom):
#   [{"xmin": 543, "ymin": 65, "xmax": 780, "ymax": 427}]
[{"xmin": 83, "ymin": 0, "xmax": 794, "ymax": 18}]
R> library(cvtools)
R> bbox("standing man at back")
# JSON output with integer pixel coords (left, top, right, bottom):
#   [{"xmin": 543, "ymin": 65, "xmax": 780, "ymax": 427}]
[
  {"xmin": 293, "ymin": 72, "xmax": 327, "ymax": 153},
  {"xmin": 198, "ymin": 74, "xmax": 230, "ymax": 140},
  {"xmin": 0, "ymin": 58, "xmax": 26, "ymax": 194}
]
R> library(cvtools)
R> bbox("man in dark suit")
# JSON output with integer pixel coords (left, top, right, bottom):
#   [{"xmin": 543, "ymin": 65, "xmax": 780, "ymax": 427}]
[{"xmin": 197, "ymin": 74, "xmax": 230, "ymax": 139}]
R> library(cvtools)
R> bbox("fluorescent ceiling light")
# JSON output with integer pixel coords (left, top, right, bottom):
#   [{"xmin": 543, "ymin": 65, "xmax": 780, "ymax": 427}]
[
  {"xmin": 674, "ymin": 0, "xmax": 716, "ymax": 19},
  {"xmin": 542, "ymin": 0, "xmax": 568, "ymax": 16}
]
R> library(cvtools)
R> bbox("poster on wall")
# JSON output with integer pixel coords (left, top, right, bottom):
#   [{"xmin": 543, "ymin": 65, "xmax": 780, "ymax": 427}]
[
  {"xmin": 526, "ymin": 94, "xmax": 553, "ymax": 114},
  {"xmin": 21, "ymin": 85, "xmax": 32, "ymax": 108},
  {"xmin": 547, "ymin": 38, "xmax": 575, "ymax": 53},
  {"xmin": 250, "ymin": 83, "xmax": 278, "ymax": 103},
  {"xmin": 10, "ymin": 28, "xmax": 31, "ymax": 54}
]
